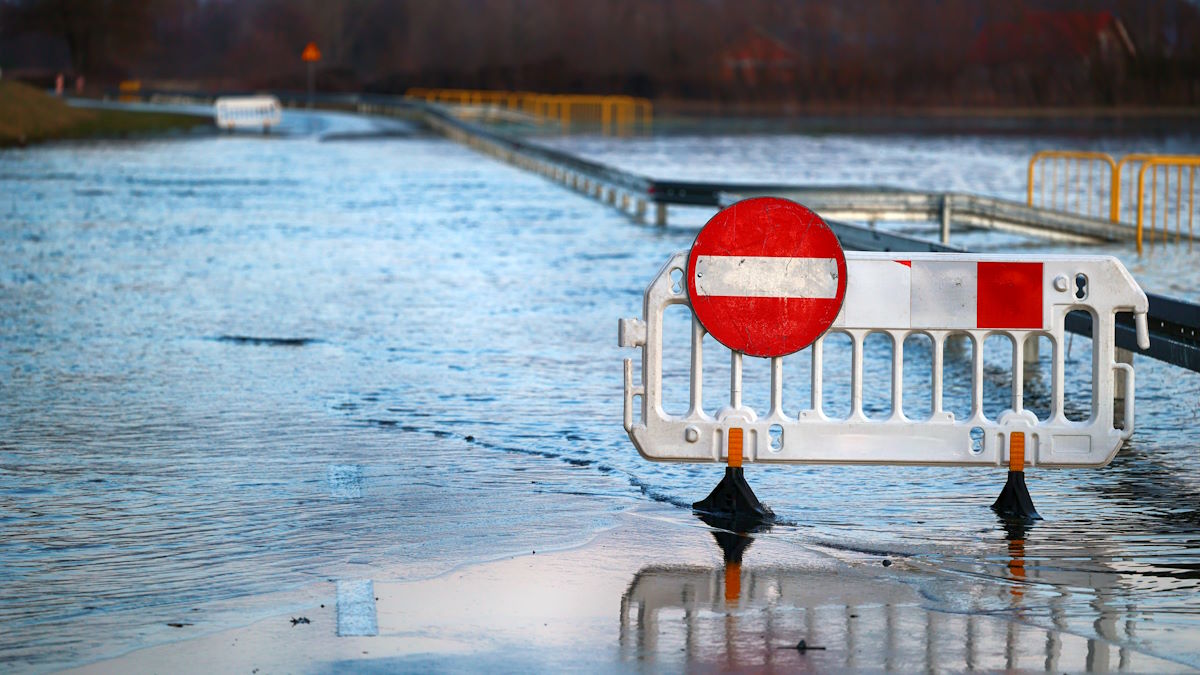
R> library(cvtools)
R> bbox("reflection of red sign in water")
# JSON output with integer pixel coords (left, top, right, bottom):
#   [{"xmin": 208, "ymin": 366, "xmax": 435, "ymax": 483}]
[
  {"xmin": 686, "ymin": 197, "xmax": 847, "ymax": 358},
  {"xmin": 301, "ymin": 42, "xmax": 322, "ymax": 62}
]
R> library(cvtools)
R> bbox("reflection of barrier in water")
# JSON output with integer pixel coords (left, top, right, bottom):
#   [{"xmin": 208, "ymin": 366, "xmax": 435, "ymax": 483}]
[
  {"xmin": 618, "ymin": 519, "xmax": 1150, "ymax": 671},
  {"xmin": 620, "ymin": 200, "xmax": 1150, "ymax": 522}
]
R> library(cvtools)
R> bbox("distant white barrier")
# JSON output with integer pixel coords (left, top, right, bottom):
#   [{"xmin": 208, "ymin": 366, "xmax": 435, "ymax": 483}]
[{"xmin": 214, "ymin": 95, "xmax": 282, "ymax": 131}]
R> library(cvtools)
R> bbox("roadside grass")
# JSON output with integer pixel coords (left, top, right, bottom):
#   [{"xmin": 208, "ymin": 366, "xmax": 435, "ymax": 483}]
[{"xmin": 0, "ymin": 80, "xmax": 211, "ymax": 147}]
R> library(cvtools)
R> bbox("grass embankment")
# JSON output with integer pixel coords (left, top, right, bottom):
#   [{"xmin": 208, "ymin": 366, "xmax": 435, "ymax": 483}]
[{"xmin": 0, "ymin": 80, "xmax": 211, "ymax": 147}]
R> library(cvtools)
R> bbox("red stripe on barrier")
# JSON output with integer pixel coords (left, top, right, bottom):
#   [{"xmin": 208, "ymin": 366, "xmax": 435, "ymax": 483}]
[{"xmin": 977, "ymin": 262, "xmax": 1043, "ymax": 329}]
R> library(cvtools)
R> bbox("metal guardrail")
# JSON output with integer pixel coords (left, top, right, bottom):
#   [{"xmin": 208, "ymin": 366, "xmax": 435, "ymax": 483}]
[
  {"xmin": 92, "ymin": 90, "xmax": 1200, "ymax": 375},
  {"xmin": 408, "ymin": 99, "xmax": 1198, "ymax": 374},
  {"xmin": 716, "ymin": 186, "xmax": 1132, "ymax": 244}
]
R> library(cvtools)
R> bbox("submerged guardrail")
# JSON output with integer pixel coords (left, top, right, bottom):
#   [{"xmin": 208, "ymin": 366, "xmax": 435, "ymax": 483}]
[
  {"xmin": 91, "ymin": 90, "xmax": 1200, "ymax": 376},
  {"xmin": 402, "ymin": 97, "xmax": 1198, "ymax": 375}
]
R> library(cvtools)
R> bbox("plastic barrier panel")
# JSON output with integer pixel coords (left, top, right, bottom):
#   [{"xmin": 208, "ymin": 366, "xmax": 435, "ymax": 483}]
[
  {"xmin": 214, "ymin": 96, "xmax": 283, "ymax": 131},
  {"xmin": 620, "ymin": 251, "xmax": 1149, "ymax": 469}
]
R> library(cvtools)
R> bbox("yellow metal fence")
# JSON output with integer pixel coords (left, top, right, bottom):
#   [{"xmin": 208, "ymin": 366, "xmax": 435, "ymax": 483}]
[
  {"xmin": 406, "ymin": 88, "xmax": 652, "ymax": 135},
  {"xmin": 1026, "ymin": 150, "xmax": 1116, "ymax": 221},
  {"xmin": 1028, "ymin": 150, "xmax": 1199, "ymax": 253},
  {"xmin": 1135, "ymin": 156, "xmax": 1197, "ymax": 255}
]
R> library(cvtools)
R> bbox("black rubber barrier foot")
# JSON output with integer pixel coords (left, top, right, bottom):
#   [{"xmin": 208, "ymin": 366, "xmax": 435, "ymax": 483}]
[
  {"xmin": 693, "ymin": 467, "xmax": 774, "ymax": 526},
  {"xmin": 992, "ymin": 470, "xmax": 1042, "ymax": 521}
]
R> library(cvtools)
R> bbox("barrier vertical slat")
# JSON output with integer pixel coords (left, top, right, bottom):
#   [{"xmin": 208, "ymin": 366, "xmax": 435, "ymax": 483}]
[
  {"xmin": 1012, "ymin": 335, "xmax": 1025, "ymax": 413},
  {"xmin": 1088, "ymin": 160, "xmax": 1094, "ymax": 217},
  {"xmin": 730, "ymin": 351, "xmax": 743, "ymax": 411},
  {"xmin": 932, "ymin": 333, "xmax": 945, "ymax": 416},
  {"xmin": 1078, "ymin": 158, "xmax": 1085, "ymax": 213},
  {"xmin": 890, "ymin": 334, "xmax": 904, "ymax": 422},
  {"xmin": 1040, "ymin": 161, "xmax": 1047, "ymax": 208},
  {"xmin": 811, "ymin": 337, "xmax": 824, "ymax": 415},
  {"xmin": 1137, "ymin": 164, "xmax": 1148, "ymax": 254},
  {"xmin": 1027, "ymin": 158, "xmax": 1035, "ymax": 206},
  {"xmin": 1190, "ymin": 167, "xmax": 1195, "ymax": 250},
  {"xmin": 1093, "ymin": 311, "xmax": 1110, "ymax": 424},
  {"xmin": 624, "ymin": 358, "xmax": 634, "ymax": 430},
  {"xmin": 851, "ymin": 332, "xmax": 864, "ymax": 420},
  {"xmin": 1176, "ymin": 165, "xmax": 1183, "ymax": 244},
  {"xmin": 1151, "ymin": 166, "xmax": 1158, "ymax": 247},
  {"xmin": 645, "ymin": 300, "xmax": 662, "ymax": 422},
  {"xmin": 770, "ymin": 357, "xmax": 784, "ymax": 419},
  {"xmin": 690, "ymin": 316, "xmax": 704, "ymax": 417},
  {"xmin": 971, "ymin": 334, "xmax": 984, "ymax": 420},
  {"xmin": 1159, "ymin": 166, "xmax": 1167, "ymax": 245},
  {"xmin": 1049, "ymin": 330, "xmax": 1063, "ymax": 422},
  {"xmin": 1050, "ymin": 159, "xmax": 1058, "ymax": 209}
]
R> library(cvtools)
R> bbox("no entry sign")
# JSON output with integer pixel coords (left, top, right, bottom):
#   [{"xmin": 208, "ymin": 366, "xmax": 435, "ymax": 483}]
[{"xmin": 686, "ymin": 197, "xmax": 847, "ymax": 358}]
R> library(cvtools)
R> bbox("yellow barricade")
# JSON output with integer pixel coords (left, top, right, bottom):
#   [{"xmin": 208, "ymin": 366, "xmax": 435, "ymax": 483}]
[
  {"xmin": 118, "ymin": 80, "xmax": 142, "ymax": 103},
  {"xmin": 1113, "ymin": 154, "xmax": 1167, "ymax": 224},
  {"xmin": 1026, "ymin": 150, "xmax": 1116, "ymax": 221},
  {"xmin": 1028, "ymin": 149, "xmax": 1200, "ymax": 254},
  {"xmin": 405, "ymin": 88, "xmax": 652, "ymax": 136},
  {"xmin": 1135, "ymin": 156, "xmax": 1199, "ymax": 255}
]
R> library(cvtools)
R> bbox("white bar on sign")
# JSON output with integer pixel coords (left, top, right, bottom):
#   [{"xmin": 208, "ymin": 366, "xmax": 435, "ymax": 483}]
[
  {"xmin": 694, "ymin": 256, "xmax": 839, "ymax": 298},
  {"xmin": 835, "ymin": 260, "xmax": 911, "ymax": 328}
]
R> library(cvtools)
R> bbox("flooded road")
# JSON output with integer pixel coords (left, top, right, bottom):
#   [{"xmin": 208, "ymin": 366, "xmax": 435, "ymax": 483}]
[{"xmin": 2, "ymin": 111, "xmax": 1200, "ymax": 670}]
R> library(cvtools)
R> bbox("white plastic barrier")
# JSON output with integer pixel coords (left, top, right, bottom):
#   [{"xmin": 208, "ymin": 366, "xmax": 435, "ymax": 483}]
[
  {"xmin": 214, "ymin": 95, "xmax": 283, "ymax": 131},
  {"xmin": 620, "ymin": 252, "xmax": 1150, "ymax": 468}
]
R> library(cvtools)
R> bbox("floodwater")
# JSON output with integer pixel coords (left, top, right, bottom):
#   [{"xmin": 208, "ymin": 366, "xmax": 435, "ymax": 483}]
[{"xmin": 2, "ymin": 110, "xmax": 1200, "ymax": 671}]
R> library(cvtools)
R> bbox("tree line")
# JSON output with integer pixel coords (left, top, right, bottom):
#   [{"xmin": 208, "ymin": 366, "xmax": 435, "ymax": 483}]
[{"xmin": 2, "ymin": 0, "xmax": 1198, "ymax": 107}]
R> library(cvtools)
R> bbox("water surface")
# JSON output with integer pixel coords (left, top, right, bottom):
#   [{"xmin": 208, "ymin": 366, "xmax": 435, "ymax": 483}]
[{"xmin": 2, "ymin": 111, "xmax": 1200, "ymax": 670}]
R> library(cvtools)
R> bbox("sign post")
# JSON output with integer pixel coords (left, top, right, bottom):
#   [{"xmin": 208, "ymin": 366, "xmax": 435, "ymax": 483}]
[
  {"xmin": 686, "ymin": 197, "xmax": 848, "ymax": 523},
  {"xmin": 301, "ymin": 42, "xmax": 322, "ymax": 109}
]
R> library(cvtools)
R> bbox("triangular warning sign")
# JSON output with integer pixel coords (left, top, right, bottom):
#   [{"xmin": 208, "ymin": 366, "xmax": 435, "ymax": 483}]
[{"xmin": 301, "ymin": 42, "xmax": 321, "ymax": 62}]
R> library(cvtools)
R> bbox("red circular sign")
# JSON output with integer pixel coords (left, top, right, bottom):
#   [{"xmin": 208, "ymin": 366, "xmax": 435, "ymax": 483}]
[{"xmin": 686, "ymin": 197, "xmax": 847, "ymax": 358}]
